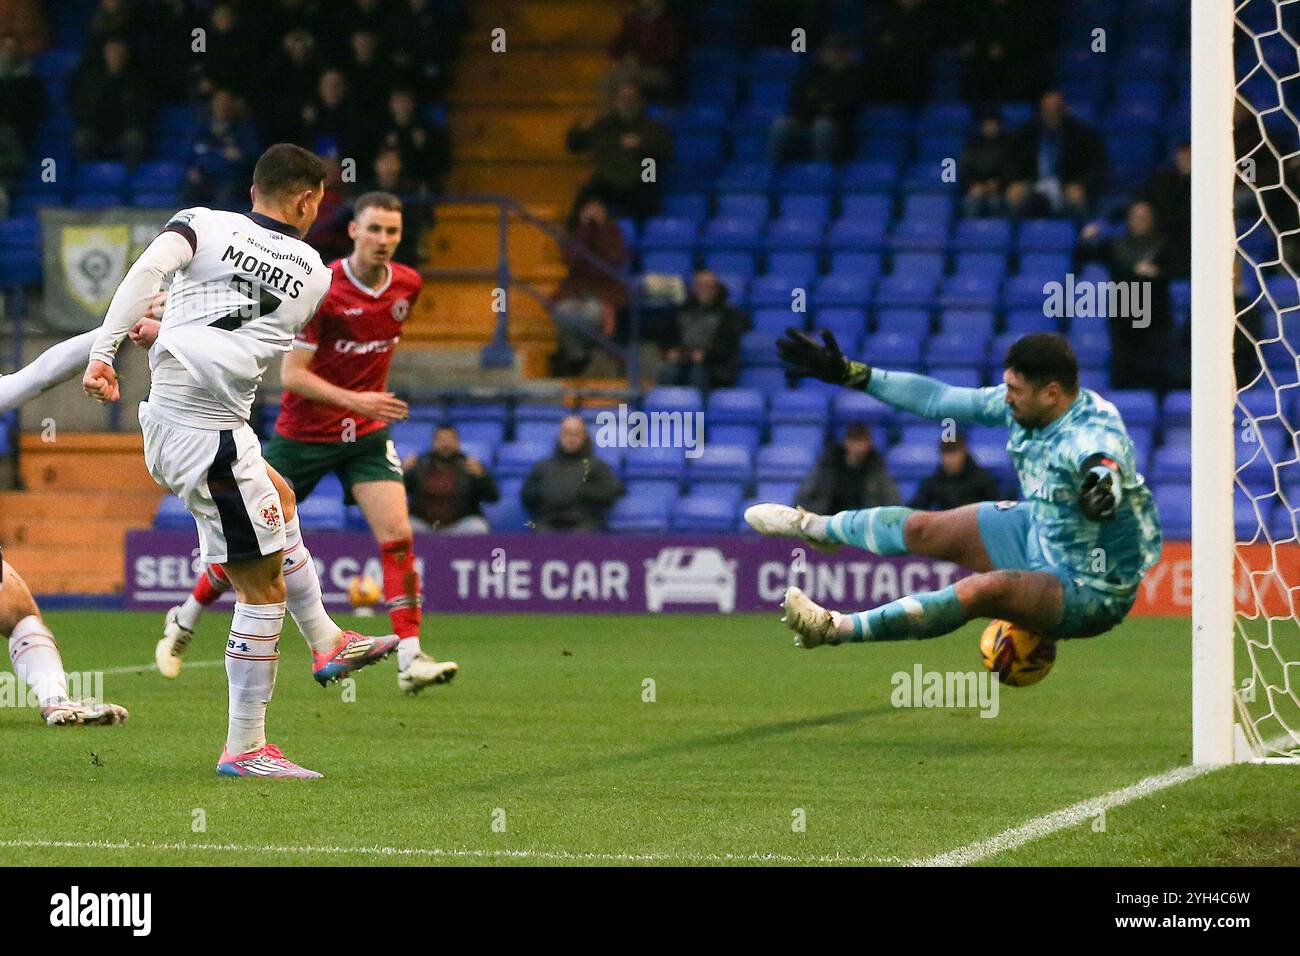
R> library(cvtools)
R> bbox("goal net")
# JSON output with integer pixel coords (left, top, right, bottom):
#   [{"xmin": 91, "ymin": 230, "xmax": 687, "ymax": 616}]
[{"xmin": 1207, "ymin": 0, "xmax": 1300, "ymax": 761}]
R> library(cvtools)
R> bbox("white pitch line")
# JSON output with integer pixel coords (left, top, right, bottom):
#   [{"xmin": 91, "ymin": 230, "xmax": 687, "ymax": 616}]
[
  {"xmin": 909, "ymin": 764, "xmax": 1214, "ymax": 867},
  {"xmin": 0, "ymin": 838, "xmax": 899, "ymax": 866},
  {"xmin": 100, "ymin": 660, "xmax": 223, "ymax": 677}
]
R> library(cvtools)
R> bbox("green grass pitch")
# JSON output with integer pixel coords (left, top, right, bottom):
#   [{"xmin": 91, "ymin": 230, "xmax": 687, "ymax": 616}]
[{"xmin": 0, "ymin": 611, "xmax": 1295, "ymax": 866}]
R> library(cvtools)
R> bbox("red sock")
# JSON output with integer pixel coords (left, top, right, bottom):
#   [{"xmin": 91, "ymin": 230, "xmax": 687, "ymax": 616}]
[
  {"xmin": 193, "ymin": 563, "xmax": 231, "ymax": 607},
  {"xmin": 380, "ymin": 539, "xmax": 421, "ymax": 639}
]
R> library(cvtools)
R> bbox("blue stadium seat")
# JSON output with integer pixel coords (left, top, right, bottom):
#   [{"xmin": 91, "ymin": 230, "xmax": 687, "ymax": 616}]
[
  {"xmin": 814, "ymin": 307, "xmax": 868, "ymax": 341},
  {"xmin": 642, "ymin": 251, "xmax": 693, "ymax": 277},
  {"xmin": 938, "ymin": 275, "xmax": 1000, "ymax": 310},
  {"xmin": 1108, "ymin": 391, "xmax": 1160, "ymax": 429},
  {"xmin": 72, "ymin": 192, "xmax": 120, "ymax": 209},
  {"xmin": 769, "ymin": 423, "xmax": 825, "ymax": 449},
  {"xmin": 608, "ymin": 489, "xmax": 676, "ymax": 532},
  {"xmin": 950, "ymin": 218, "xmax": 1012, "ymax": 253},
  {"xmin": 874, "ymin": 308, "xmax": 930, "ymax": 335},
  {"xmin": 707, "ymin": 387, "xmax": 766, "ymax": 423},
  {"xmin": 1162, "ymin": 391, "xmax": 1192, "ymax": 428},
  {"xmin": 456, "ymin": 420, "xmax": 506, "ymax": 451},
  {"xmin": 1018, "ymin": 219, "xmax": 1077, "ymax": 253},
  {"xmin": 780, "ymin": 193, "xmax": 833, "ymax": 222},
  {"xmin": 389, "ymin": 421, "xmax": 435, "ymax": 460},
  {"xmin": 624, "ymin": 445, "xmax": 687, "ymax": 480},
  {"xmin": 827, "ymin": 252, "xmax": 882, "ymax": 280},
  {"xmin": 838, "ymin": 160, "xmax": 899, "ymax": 193},
  {"xmin": 716, "ymin": 161, "xmax": 775, "ymax": 193},
  {"xmin": 1072, "ymin": 332, "xmax": 1110, "ymax": 368},
  {"xmin": 736, "ymin": 367, "xmax": 790, "ymax": 392},
  {"xmin": 514, "ymin": 420, "xmax": 564, "ymax": 446},
  {"xmin": 864, "ymin": 332, "xmax": 924, "ymax": 368},
  {"xmin": 811, "ymin": 275, "xmax": 873, "ymax": 309},
  {"xmin": 1151, "ymin": 443, "xmax": 1193, "ymax": 483},
  {"xmin": 131, "ymin": 160, "xmax": 185, "ymax": 191},
  {"xmin": 926, "ymin": 331, "xmax": 988, "ymax": 370},
  {"xmin": 888, "ymin": 217, "xmax": 949, "ymax": 252},
  {"xmin": 710, "ymin": 423, "xmax": 762, "ymax": 454},
  {"xmin": 1004, "ymin": 309, "xmax": 1059, "ymax": 334},
  {"xmin": 494, "ymin": 441, "xmax": 549, "ymax": 479},
  {"xmin": 641, "ymin": 216, "xmax": 699, "ymax": 251},
  {"xmin": 886, "ymin": 443, "xmax": 942, "ymax": 480},
  {"xmin": 701, "ymin": 216, "xmax": 763, "ymax": 252},
  {"xmin": 297, "ymin": 495, "xmax": 345, "ymax": 530},
  {"xmin": 764, "ymin": 217, "xmax": 824, "ymax": 252},
  {"xmin": 716, "ymin": 192, "xmax": 770, "ymax": 221},
  {"xmin": 74, "ymin": 161, "xmax": 128, "ymax": 195},
  {"xmin": 447, "ymin": 402, "xmax": 507, "ymax": 424},
  {"xmin": 687, "ymin": 444, "xmax": 753, "ymax": 483},
  {"xmin": 778, "ymin": 161, "xmax": 836, "ymax": 194},
  {"xmin": 311, "ymin": 473, "xmax": 345, "ymax": 502},
  {"xmin": 891, "ymin": 251, "xmax": 945, "ymax": 280},
  {"xmin": 839, "ymin": 193, "xmax": 892, "ymax": 224},
  {"xmin": 953, "ymin": 251, "xmax": 1008, "ymax": 278},
  {"xmin": 750, "ymin": 274, "xmax": 805, "ymax": 308},
  {"xmin": 755, "ymin": 479, "xmax": 800, "ymax": 504},
  {"xmin": 939, "ymin": 309, "xmax": 995, "ymax": 337},
  {"xmin": 671, "ymin": 489, "xmax": 743, "ymax": 531},
  {"xmin": 644, "ymin": 386, "xmax": 704, "ymax": 414},
  {"xmin": 874, "ymin": 275, "xmax": 936, "ymax": 309},
  {"xmin": 1018, "ymin": 252, "xmax": 1071, "ymax": 279},
  {"xmin": 769, "ymin": 389, "xmax": 830, "ymax": 424},
  {"xmin": 826, "ymin": 217, "xmax": 888, "ymax": 251},
  {"xmin": 756, "ymin": 444, "xmax": 817, "ymax": 480},
  {"xmin": 662, "ymin": 193, "xmax": 710, "ymax": 221},
  {"xmin": 154, "ymin": 496, "xmax": 194, "ymax": 530},
  {"xmin": 702, "ymin": 250, "xmax": 757, "ymax": 277},
  {"xmin": 1002, "ymin": 276, "xmax": 1052, "ymax": 311},
  {"xmin": 765, "ymin": 251, "xmax": 819, "ymax": 284},
  {"xmin": 832, "ymin": 389, "xmax": 893, "ymax": 427}
]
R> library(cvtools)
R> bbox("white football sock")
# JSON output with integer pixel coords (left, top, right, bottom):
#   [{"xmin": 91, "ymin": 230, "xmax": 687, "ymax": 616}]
[
  {"xmin": 800, "ymin": 511, "xmax": 831, "ymax": 540},
  {"xmin": 8, "ymin": 615, "xmax": 68, "ymax": 706},
  {"xmin": 176, "ymin": 595, "xmax": 204, "ymax": 632},
  {"xmin": 282, "ymin": 515, "xmax": 342, "ymax": 655},
  {"xmin": 225, "ymin": 602, "xmax": 283, "ymax": 755},
  {"xmin": 0, "ymin": 330, "xmax": 99, "ymax": 414},
  {"xmin": 398, "ymin": 636, "xmax": 422, "ymax": 670}
]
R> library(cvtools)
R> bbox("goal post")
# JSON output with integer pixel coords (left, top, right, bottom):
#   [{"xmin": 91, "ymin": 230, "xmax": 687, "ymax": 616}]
[
  {"xmin": 1190, "ymin": 0, "xmax": 1236, "ymax": 765},
  {"xmin": 1198, "ymin": 0, "xmax": 1300, "ymax": 764}
]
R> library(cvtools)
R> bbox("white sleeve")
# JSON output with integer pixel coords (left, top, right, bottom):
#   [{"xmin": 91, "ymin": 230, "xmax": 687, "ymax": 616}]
[{"xmin": 88, "ymin": 230, "xmax": 194, "ymax": 366}]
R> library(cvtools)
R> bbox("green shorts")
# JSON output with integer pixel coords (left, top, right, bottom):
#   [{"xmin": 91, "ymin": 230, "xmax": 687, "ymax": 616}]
[{"xmin": 263, "ymin": 427, "xmax": 403, "ymax": 505}]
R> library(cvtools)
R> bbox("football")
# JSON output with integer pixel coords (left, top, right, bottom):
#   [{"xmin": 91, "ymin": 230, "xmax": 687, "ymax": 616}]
[
  {"xmin": 347, "ymin": 574, "xmax": 382, "ymax": 616},
  {"xmin": 980, "ymin": 619, "xmax": 1057, "ymax": 687}
]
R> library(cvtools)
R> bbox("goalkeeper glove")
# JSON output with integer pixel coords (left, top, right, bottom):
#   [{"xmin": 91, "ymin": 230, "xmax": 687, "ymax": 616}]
[
  {"xmin": 1077, "ymin": 462, "xmax": 1120, "ymax": 521},
  {"xmin": 776, "ymin": 328, "xmax": 871, "ymax": 388}
]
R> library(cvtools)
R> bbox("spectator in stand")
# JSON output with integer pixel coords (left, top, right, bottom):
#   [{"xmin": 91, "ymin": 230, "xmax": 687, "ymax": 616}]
[
  {"xmin": 304, "ymin": 154, "xmax": 354, "ymax": 261},
  {"xmin": 355, "ymin": 147, "xmax": 427, "ymax": 266},
  {"xmin": 0, "ymin": 33, "xmax": 43, "ymax": 151},
  {"xmin": 909, "ymin": 434, "xmax": 1003, "ymax": 511},
  {"xmin": 343, "ymin": 28, "xmax": 392, "ymax": 120},
  {"xmin": 657, "ymin": 270, "xmax": 746, "ymax": 392},
  {"xmin": 1076, "ymin": 200, "xmax": 1174, "ymax": 390},
  {"xmin": 190, "ymin": 3, "xmax": 259, "ymax": 100},
  {"xmin": 403, "ymin": 425, "xmax": 500, "ymax": 534},
  {"xmin": 795, "ymin": 423, "xmax": 901, "ymax": 514},
  {"xmin": 1007, "ymin": 90, "xmax": 1105, "ymax": 219},
  {"xmin": 958, "ymin": 111, "xmax": 1016, "ymax": 217},
  {"xmin": 185, "ymin": 88, "xmax": 260, "ymax": 208},
  {"xmin": 606, "ymin": 0, "xmax": 682, "ymax": 103},
  {"xmin": 768, "ymin": 34, "xmax": 865, "ymax": 163},
  {"xmin": 956, "ymin": 0, "xmax": 1056, "ymax": 107},
  {"xmin": 862, "ymin": 0, "xmax": 937, "ymax": 104},
  {"xmin": 72, "ymin": 36, "xmax": 150, "ymax": 165},
  {"xmin": 383, "ymin": 0, "xmax": 461, "ymax": 98},
  {"xmin": 566, "ymin": 82, "xmax": 673, "ymax": 220},
  {"xmin": 550, "ymin": 194, "xmax": 629, "ymax": 376},
  {"xmin": 87, "ymin": 0, "xmax": 133, "ymax": 46},
  {"xmin": 299, "ymin": 68, "xmax": 361, "ymax": 159},
  {"xmin": 522, "ymin": 415, "xmax": 625, "ymax": 531},
  {"xmin": 379, "ymin": 87, "xmax": 450, "ymax": 194},
  {"xmin": 1144, "ymin": 142, "xmax": 1191, "ymax": 280},
  {"xmin": 266, "ymin": 28, "xmax": 322, "ymax": 143}
]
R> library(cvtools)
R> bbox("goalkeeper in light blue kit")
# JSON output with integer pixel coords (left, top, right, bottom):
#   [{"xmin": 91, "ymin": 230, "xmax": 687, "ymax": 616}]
[{"xmin": 745, "ymin": 330, "xmax": 1162, "ymax": 647}]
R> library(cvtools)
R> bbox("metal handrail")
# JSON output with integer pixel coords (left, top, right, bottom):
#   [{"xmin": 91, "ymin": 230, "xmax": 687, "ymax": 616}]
[{"xmin": 407, "ymin": 194, "xmax": 642, "ymax": 389}]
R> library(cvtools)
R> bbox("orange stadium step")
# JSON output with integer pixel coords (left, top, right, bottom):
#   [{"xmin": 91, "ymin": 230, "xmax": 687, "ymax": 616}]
[
  {"xmin": 452, "ymin": 50, "xmax": 611, "ymax": 104},
  {"xmin": 407, "ymin": 279, "xmax": 557, "ymax": 344},
  {"xmin": 451, "ymin": 107, "xmax": 583, "ymax": 162},
  {"xmin": 17, "ymin": 431, "xmax": 157, "ymax": 492},
  {"xmin": 467, "ymin": 0, "xmax": 622, "ymax": 48},
  {"xmin": 424, "ymin": 205, "xmax": 564, "ymax": 273},
  {"xmin": 448, "ymin": 162, "xmax": 592, "ymax": 211}
]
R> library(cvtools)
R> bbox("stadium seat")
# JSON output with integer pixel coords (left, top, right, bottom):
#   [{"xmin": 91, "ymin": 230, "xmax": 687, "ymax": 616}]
[
  {"xmin": 769, "ymin": 423, "xmax": 825, "ymax": 449},
  {"xmin": 687, "ymin": 444, "xmax": 752, "ymax": 483},
  {"xmin": 709, "ymin": 423, "xmax": 762, "ymax": 454},
  {"xmin": 826, "ymin": 218, "xmax": 888, "ymax": 251},
  {"xmin": 671, "ymin": 489, "xmax": 743, "ymax": 532},
  {"xmin": 766, "ymin": 251, "xmax": 819, "ymax": 284},
  {"xmin": 1004, "ymin": 309, "xmax": 1060, "ymax": 335},
  {"xmin": 838, "ymin": 160, "xmax": 899, "ymax": 193},
  {"xmin": 874, "ymin": 275, "xmax": 936, "ymax": 310},
  {"xmin": 482, "ymin": 480, "xmax": 531, "ymax": 532},
  {"xmin": 811, "ymin": 275, "xmax": 873, "ymax": 309},
  {"xmin": 641, "ymin": 216, "xmax": 700, "ymax": 251},
  {"xmin": 1162, "ymin": 391, "xmax": 1192, "ymax": 428},
  {"xmin": 939, "ymin": 309, "xmax": 996, "ymax": 337},
  {"xmin": 938, "ymin": 275, "xmax": 1000, "ymax": 310},
  {"xmin": 1108, "ymin": 391, "xmax": 1160, "ymax": 429},
  {"xmin": 644, "ymin": 386, "xmax": 704, "ymax": 414},
  {"xmin": 755, "ymin": 444, "xmax": 817, "ymax": 480},
  {"xmin": 764, "ymin": 217, "xmax": 824, "ymax": 252},
  {"xmin": 827, "ymin": 252, "xmax": 883, "ymax": 280},
  {"xmin": 608, "ymin": 488, "xmax": 677, "ymax": 532},
  {"xmin": 874, "ymin": 308, "xmax": 930, "ymax": 335},
  {"xmin": 832, "ymin": 389, "xmax": 894, "ymax": 427},
  {"xmin": 389, "ymin": 421, "xmax": 435, "ymax": 460},
  {"xmin": 297, "ymin": 495, "xmax": 345, "ymax": 531},
  {"xmin": 926, "ymin": 331, "xmax": 988, "ymax": 369},
  {"xmin": 950, "ymin": 218, "xmax": 1013, "ymax": 253},
  {"xmin": 716, "ymin": 192, "xmax": 769, "ymax": 221},
  {"xmin": 769, "ymin": 389, "xmax": 830, "ymax": 424},
  {"xmin": 863, "ymin": 332, "xmax": 924, "ymax": 367},
  {"xmin": 494, "ymin": 441, "xmax": 549, "ymax": 479},
  {"xmin": 814, "ymin": 307, "xmax": 868, "ymax": 342},
  {"xmin": 624, "ymin": 445, "xmax": 687, "ymax": 480},
  {"xmin": 754, "ymin": 479, "xmax": 800, "ymax": 504},
  {"xmin": 886, "ymin": 443, "xmax": 942, "ymax": 480},
  {"xmin": 707, "ymin": 387, "xmax": 766, "ymax": 423},
  {"xmin": 154, "ymin": 496, "xmax": 194, "ymax": 530}
]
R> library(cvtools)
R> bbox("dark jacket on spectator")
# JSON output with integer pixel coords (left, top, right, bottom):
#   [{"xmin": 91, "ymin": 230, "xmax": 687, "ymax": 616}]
[
  {"xmin": 405, "ymin": 451, "xmax": 500, "ymax": 528},
  {"xmin": 566, "ymin": 112, "xmax": 673, "ymax": 195},
  {"xmin": 663, "ymin": 286, "xmax": 746, "ymax": 387},
  {"xmin": 522, "ymin": 437, "xmax": 624, "ymax": 531},
  {"xmin": 959, "ymin": 127, "xmax": 1017, "ymax": 188},
  {"xmin": 789, "ymin": 61, "xmax": 867, "ymax": 125},
  {"xmin": 909, "ymin": 458, "xmax": 1003, "ymax": 511},
  {"xmin": 1012, "ymin": 114, "xmax": 1105, "ymax": 194},
  {"xmin": 553, "ymin": 217, "xmax": 629, "ymax": 308},
  {"xmin": 796, "ymin": 445, "xmax": 901, "ymax": 514}
]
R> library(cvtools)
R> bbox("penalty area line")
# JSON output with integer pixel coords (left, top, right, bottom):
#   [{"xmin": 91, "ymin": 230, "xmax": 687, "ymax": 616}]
[
  {"xmin": 100, "ymin": 660, "xmax": 224, "ymax": 676},
  {"xmin": 0, "ymin": 838, "xmax": 901, "ymax": 866}
]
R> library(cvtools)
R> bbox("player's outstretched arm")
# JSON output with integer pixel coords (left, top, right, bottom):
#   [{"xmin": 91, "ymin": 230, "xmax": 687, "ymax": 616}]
[
  {"xmin": 82, "ymin": 231, "xmax": 192, "ymax": 403},
  {"xmin": 279, "ymin": 348, "xmax": 409, "ymax": 423},
  {"xmin": 776, "ymin": 328, "xmax": 1004, "ymax": 425}
]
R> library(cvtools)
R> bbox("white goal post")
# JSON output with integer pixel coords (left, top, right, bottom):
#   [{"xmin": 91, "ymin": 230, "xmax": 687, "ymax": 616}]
[{"xmin": 1195, "ymin": 0, "xmax": 1300, "ymax": 764}]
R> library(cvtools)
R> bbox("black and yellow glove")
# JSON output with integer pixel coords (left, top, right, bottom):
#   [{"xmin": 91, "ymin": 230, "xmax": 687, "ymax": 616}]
[{"xmin": 776, "ymin": 328, "xmax": 871, "ymax": 388}]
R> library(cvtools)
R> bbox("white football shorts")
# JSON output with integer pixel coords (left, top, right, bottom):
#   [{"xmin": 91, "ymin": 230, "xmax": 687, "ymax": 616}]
[{"xmin": 138, "ymin": 401, "xmax": 286, "ymax": 564}]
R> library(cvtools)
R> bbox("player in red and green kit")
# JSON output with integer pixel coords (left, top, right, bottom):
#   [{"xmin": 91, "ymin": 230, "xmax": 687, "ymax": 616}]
[{"xmin": 158, "ymin": 192, "xmax": 458, "ymax": 693}]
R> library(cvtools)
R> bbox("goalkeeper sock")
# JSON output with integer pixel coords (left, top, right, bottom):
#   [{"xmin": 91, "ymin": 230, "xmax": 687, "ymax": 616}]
[
  {"xmin": 8, "ymin": 615, "xmax": 68, "ymax": 706},
  {"xmin": 178, "ymin": 564, "xmax": 231, "ymax": 630},
  {"xmin": 225, "ymin": 602, "xmax": 282, "ymax": 755},
  {"xmin": 380, "ymin": 538, "xmax": 423, "ymax": 667},
  {"xmin": 0, "ymin": 329, "xmax": 98, "ymax": 414},
  {"xmin": 826, "ymin": 506, "xmax": 914, "ymax": 555},
  {"xmin": 845, "ymin": 586, "xmax": 967, "ymax": 642},
  {"xmin": 281, "ymin": 515, "xmax": 342, "ymax": 655}
]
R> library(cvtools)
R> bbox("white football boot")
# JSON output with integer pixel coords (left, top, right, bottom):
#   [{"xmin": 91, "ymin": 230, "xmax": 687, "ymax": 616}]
[
  {"xmin": 156, "ymin": 605, "xmax": 194, "ymax": 679},
  {"xmin": 781, "ymin": 586, "xmax": 845, "ymax": 649},
  {"xmin": 41, "ymin": 698, "xmax": 129, "ymax": 726},
  {"xmin": 743, "ymin": 503, "xmax": 840, "ymax": 552},
  {"xmin": 398, "ymin": 653, "xmax": 459, "ymax": 694}
]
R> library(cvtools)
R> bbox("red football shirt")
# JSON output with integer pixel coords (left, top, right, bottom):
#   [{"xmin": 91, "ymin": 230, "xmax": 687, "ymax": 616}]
[{"xmin": 275, "ymin": 258, "xmax": 422, "ymax": 443}]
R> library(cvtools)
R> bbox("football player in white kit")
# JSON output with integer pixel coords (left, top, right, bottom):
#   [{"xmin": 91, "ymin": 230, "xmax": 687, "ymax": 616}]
[{"xmin": 82, "ymin": 144, "xmax": 398, "ymax": 778}]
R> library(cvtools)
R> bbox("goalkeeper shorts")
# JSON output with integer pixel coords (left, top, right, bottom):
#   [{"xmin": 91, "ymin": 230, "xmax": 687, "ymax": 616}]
[{"xmin": 976, "ymin": 500, "xmax": 1137, "ymax": 638}]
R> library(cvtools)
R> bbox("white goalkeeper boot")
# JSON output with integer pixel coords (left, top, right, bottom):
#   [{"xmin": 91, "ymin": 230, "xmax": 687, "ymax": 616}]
[
  {"xmin": 156, "ymin": 605, "xmax": 194, "ymax": 679},
  {"xmin": 744, "ymin": 504, "xmax": 840, "ymax": 552},
  {"xmin": 397, "ymin": 653, "xmax": 459, "ymax": 694},
  {"xmin": 41, "ymin": 698, "xmax": 129, "ymax": 726},
  {"xmin": 781, "ymin": 586, "xmax": 846, "ymax": 649}
]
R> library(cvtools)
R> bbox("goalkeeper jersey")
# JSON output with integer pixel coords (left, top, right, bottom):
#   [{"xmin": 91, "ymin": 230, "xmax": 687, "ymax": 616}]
[{"xmin": 866, "ymin": 370, "xmax": 1163, "ymax": 593}]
